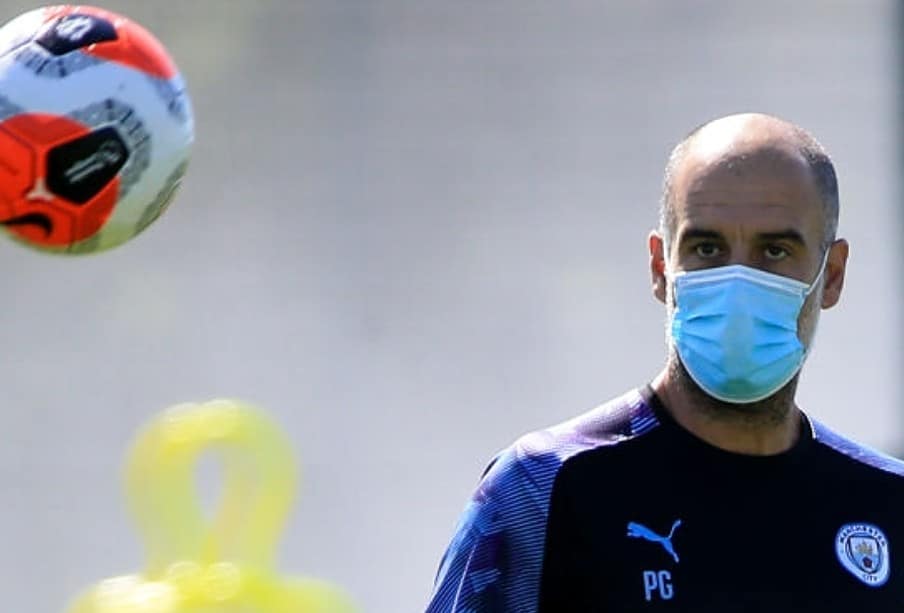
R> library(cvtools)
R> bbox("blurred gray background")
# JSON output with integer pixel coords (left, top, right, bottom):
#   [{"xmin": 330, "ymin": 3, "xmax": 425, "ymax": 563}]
[{"xmin": 0, "ymin": 1, "xmax": 898, "ymax": 612}]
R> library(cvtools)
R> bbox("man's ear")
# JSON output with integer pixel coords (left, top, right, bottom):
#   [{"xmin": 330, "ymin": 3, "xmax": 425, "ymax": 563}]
[
  {"xmin": 821, "ymin": 238, "xmax": 849, "ymax": 309},
  {"xmin": 649, "ymin": 231, "xmax": 667, "ymax": 304}
]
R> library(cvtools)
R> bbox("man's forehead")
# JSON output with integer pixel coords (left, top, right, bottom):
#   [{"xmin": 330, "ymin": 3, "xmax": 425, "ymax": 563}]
[
  {"xmin": 673, "ymin": 125, "xmax": 820, "ymax": 206},
  {"xmin": 669, "ymin": 121, "xmax": 825, "ymax": 239},
  {"xmin": 681, "ymin": 158, "xmax": 818, "ymax": 200},
  {"xmin": 674, "ymin": 161, "xmax": 823, "ymax": 230}
]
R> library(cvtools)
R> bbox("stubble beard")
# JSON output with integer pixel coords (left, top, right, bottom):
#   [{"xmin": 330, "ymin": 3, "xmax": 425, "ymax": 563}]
[{"xmin": 666, "ymin": 348, "xmax": 799, "ymax": 428}]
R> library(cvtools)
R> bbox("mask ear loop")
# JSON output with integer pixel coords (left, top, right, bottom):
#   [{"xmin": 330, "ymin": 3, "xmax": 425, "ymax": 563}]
[
  {"xmin": 797, "ymin": 246, "xmax": 833, "ymax": 365},
  {"xmin": 804, "ymin": 246, "xmax": 832, "ymax": 297},
  {"xmin": 659, "ymin": 237, "xmax": 681, "ymax": 293}
]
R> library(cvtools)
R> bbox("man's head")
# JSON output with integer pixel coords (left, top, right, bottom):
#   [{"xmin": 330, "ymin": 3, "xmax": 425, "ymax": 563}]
[
  {"xmin": 658, "ymin": 114, "xmax": 840, "ymax": 257},
  {"xmin": 648, "ymin": 113, "xmax": 849, "ymax": 412}
]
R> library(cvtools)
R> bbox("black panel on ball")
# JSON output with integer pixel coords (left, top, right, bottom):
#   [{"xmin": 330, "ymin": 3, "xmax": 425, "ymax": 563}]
[
  {"xmin": 46, "ymin": 127, "xmax": 129, "ymax": 204},
  {"xmin": 35, "ymin": 14, "xmax": 118, "ymax": 56}
]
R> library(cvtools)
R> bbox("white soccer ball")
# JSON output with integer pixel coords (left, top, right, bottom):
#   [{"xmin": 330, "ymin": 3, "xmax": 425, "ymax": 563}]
[{"xmin": 0, "ymin": 5, "xmax": 193, "ymax": 254}]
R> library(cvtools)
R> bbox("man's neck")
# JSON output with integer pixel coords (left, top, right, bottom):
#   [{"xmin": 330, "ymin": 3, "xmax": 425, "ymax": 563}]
[{"xmin": 650, "ymin": 362, "xmax": 803, "ymax": 456}]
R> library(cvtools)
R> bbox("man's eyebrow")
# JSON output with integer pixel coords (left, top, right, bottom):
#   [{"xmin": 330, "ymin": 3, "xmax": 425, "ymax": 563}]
[
  {"xmin": 756, "ymin": 229, "xmax": 807, "ymax": 246},
  {"xmin": 677, "ymin": 228, "xmax": 723, "ymax": 242}
]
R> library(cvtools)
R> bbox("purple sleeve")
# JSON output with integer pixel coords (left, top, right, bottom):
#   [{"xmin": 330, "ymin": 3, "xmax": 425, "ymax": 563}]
[{"xmin": 425, "ymin": 442, "xmax": 565, "ymax": 613}]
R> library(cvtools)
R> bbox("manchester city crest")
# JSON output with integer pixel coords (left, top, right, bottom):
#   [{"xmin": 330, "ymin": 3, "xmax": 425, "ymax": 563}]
[{"xmin": 835, "ymin": 523, "xmax": 890, "ymax": 587}]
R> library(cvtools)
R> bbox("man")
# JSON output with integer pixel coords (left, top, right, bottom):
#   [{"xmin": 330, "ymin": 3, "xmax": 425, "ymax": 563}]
[{"xmin": 425, "ymin": 113, "xmax": 904, "ymax": 611}]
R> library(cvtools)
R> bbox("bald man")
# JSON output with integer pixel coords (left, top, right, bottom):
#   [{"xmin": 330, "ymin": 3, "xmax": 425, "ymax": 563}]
[{"xmin": 424, "ymin": 113, "xmax": 904, "ymax": 612}]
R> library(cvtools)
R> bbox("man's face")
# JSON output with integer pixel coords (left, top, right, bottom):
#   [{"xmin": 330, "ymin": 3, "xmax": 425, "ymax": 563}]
[{"xmin": 664, "ymin": 141, "xmax": 831, "ymax": 347}]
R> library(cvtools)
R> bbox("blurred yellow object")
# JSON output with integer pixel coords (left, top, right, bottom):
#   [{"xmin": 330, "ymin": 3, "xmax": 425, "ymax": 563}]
[{"xmin": 67, "ymin": 399, "xmax": 356, "ymax": 613}]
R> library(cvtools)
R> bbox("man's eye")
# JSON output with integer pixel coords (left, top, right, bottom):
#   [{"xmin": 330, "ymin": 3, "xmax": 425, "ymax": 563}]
[
  {"xmin": 764, "ymin": 245, "xmax": 789, "ymax": 260},
  {"xmin": 694, "ymin": 243, "xmax": 721, "ymax": 258}
]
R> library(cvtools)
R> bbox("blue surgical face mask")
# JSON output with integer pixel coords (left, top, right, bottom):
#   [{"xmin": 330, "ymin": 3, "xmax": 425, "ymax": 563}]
[{"xmin": 668, "ymin": 258, "xmax": 827, "ymax": 404}]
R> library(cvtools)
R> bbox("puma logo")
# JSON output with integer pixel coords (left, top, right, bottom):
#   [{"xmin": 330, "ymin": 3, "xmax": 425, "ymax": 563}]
[{"xmin": 627, "ymin": 520, "xmax": 682, "ymax": 563}]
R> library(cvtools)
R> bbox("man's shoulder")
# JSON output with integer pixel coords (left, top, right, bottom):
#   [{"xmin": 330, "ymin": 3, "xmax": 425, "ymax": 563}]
[
  {"xmin": 426, "ymin": 387, "xmax": 659, "ymax": 611},
  {"xmin": 811, "ymin": 418, "xmax": 904, "ymax": 479},
  {"xmin": 481, "ymin": 387, "xmax": 659, "ymax": 492}
]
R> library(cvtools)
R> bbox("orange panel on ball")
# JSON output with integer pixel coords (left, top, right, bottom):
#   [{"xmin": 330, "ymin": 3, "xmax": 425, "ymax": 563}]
[
  {"xmin": 0, "ymin": 113, "xmax": 121, "ymax": 247},
  {"xmin": 0, "ymin": 126, "xmax": 36, "ymax": 207}
]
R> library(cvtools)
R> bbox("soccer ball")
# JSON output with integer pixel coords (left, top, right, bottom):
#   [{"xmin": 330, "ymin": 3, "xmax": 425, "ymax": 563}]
[{"xmin": 0, "ymin": 5, "xmax": 193, "ymax": 254}]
